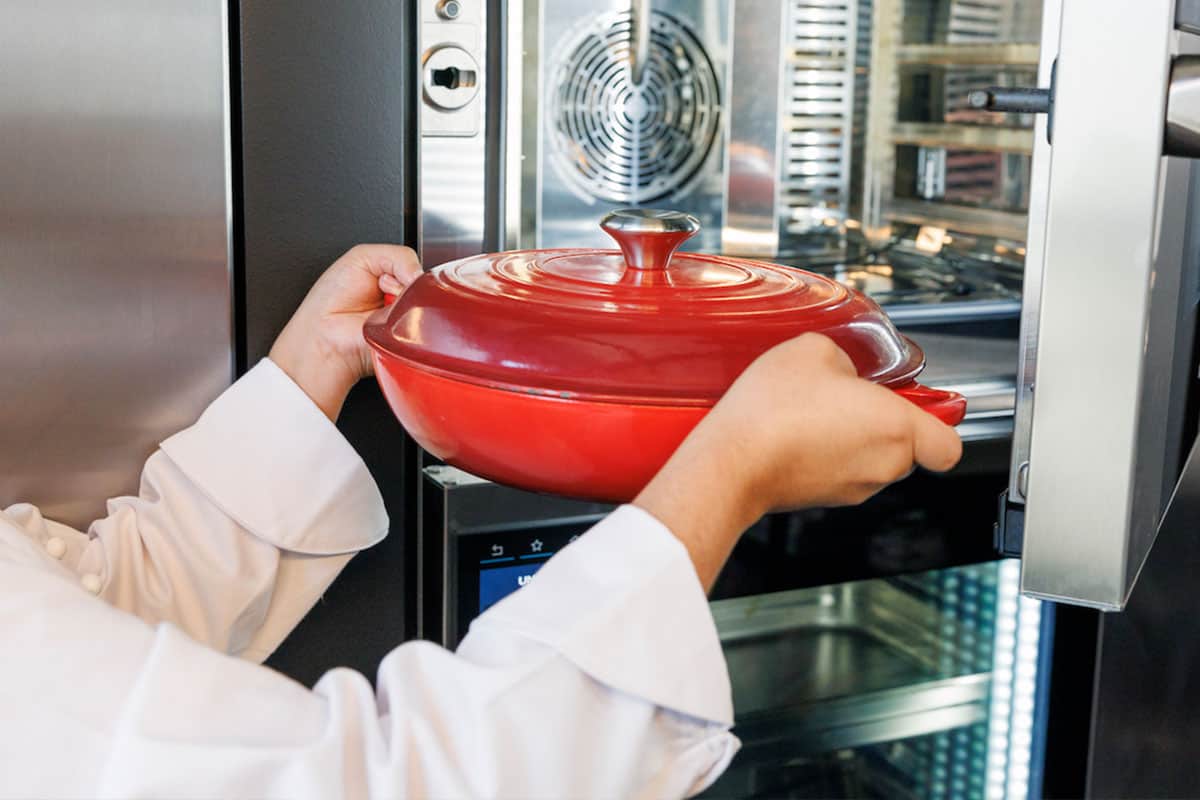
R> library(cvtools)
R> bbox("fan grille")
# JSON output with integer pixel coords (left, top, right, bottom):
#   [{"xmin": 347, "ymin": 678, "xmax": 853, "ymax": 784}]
[{"xmin": 547, "ymin": 10, "xmax": 721, "ymax": 205}]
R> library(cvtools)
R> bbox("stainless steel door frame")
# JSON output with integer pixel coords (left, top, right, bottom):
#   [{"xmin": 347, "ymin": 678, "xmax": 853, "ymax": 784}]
[
  {"xmin": 1015, "ymin": 0, "xmax": 1200, "ymax": 609},
  {"xmin": 0, "ymin": 1, "xmax": 234, "ymax": 527}
]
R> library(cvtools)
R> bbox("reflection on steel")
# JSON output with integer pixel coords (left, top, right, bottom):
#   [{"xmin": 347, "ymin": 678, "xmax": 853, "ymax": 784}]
[
  {"xmin": 0, "ymin": 1, "xmax": 233, "ymax": 526},
  {"xmin": 628, "ymin": 0, "xmax": 651, "ymax": 86},
  {"xmin": 1166, "ymin": 55, "xmax": 1200, "ymax": 158},
  {"xmin": 1020, "ymin": 0, "xmax": 1197, "ymax": 609},
  {"xmin": 546, "ymin": 9, "xmax": 721, "ymax": 205},
  {"xmin": 532, "ymin": 0, "xmax": 728, "ymax": 253},
  {"xmin": 420, "ymin": 0, "xmax": 488, "ymax": 266}
]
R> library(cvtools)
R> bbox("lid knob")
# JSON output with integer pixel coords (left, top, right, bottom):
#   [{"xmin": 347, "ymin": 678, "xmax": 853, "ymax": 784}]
[{"xmin": 600, "ymin": 209, "xmax": 701, "ymax": 272}]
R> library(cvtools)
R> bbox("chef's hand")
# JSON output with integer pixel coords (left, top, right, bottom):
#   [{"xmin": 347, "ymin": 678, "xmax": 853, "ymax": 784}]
[
  {"xmin": 270, "ymin": 245, "xmax": 421, "ymax": 422},
  {"xmin": 634, "ymin": 333, "xmax": 962, "ymax": 590}
]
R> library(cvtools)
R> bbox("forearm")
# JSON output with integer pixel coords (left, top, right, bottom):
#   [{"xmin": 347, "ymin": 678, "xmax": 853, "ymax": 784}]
[{"xmin": 634, "ymin": 422, "xmax": 766, "ymax": 592}]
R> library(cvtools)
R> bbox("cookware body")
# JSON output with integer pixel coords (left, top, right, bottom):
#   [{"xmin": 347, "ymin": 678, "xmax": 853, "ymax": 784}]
[
  {"xmin": 371, "ymin": 352, "xmax": 966, "ymax": 503},
  {"xmin": 366, "ymin": 209, "xmax": 966, "ymax": 501}
]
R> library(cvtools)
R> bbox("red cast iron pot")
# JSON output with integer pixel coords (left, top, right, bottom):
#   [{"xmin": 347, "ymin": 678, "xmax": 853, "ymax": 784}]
[{"xmin": 364, "ymin": 209, "xmax": 967, "ymax": 502}]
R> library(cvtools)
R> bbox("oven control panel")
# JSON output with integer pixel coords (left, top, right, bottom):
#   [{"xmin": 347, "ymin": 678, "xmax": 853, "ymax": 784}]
[{"xmin": 459, "ymin": 526, "xmax": 588, "ymax": 622}]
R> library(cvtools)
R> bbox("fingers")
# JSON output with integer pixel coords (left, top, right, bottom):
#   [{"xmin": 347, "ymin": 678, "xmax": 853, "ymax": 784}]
[
  {"xmin": 907, "ymin": 402, "xmax": 963, "ymax": 473},
  {"xmin": 379, "ymin": 273, "xmax": 407, "ymax": 297},
  {"xmin": 347, "ymin": 243, "xmax": 423, "ymax": 284}
]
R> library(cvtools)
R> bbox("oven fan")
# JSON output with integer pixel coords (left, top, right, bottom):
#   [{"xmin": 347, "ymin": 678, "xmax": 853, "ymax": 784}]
[{"xmin": 547, "ymin": 10, "xmax": 721, "ymax": 205}]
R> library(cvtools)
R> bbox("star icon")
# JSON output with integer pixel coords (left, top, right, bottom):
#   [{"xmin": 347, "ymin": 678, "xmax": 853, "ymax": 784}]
[{"xmin": 530, "ymin": 539, "xmax": 544, "ymax": 553}]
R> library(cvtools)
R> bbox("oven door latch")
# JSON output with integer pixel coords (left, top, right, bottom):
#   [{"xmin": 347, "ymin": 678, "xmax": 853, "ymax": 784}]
[
  {"xmin": 972, "ymin": 55, "xmax": 1200, "ymax": 157},
  {"xmin": 969, "ymin": 59, "xmax": 1056, "ymax": 145}
]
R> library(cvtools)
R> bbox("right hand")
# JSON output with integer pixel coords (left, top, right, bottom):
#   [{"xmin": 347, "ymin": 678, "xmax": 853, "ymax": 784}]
[{"xmin": 634, "ymin": 333, "xmax": 963, "ymax": 589}]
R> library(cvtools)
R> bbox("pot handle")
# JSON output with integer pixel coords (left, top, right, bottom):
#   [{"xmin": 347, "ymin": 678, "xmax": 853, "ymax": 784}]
[
  {"xmin": 893, "ymin": 382, "xmax": 968, "ymax": 426},
  {"xmin": 364, "ymin": 293, "xmax": 402, "ymax": 332},
  {"xmin": 600, "ymin": 209, "xmax": 701, "ymax": 271}
]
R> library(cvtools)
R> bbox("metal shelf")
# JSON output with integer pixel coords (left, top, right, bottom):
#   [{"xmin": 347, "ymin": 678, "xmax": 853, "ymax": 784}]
[
  {"xmin": 888, "ymin": 198, "xmax": 1029, "ymax": 242},
  {"xmin": 896, "ymin": 42, "xmax": 1041, "ymax": 66},
  {"xmin": 713, "ymin": 580, "xmax": 997, "ymax": 755},
  {"xmin": 892, "ymin": 122, "xmax": 1034, "ymax": 155}
]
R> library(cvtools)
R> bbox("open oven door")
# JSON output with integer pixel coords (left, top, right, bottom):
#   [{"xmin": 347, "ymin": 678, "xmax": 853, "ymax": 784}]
[{"xmin": 997, "ymin": 0, "xmax": 1200, "ymax": 610}]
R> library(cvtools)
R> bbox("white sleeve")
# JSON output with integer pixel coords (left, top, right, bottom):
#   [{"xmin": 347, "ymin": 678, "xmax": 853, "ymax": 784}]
[
  {"xmin": 0, "ymin": 358, "xmax": 388, "ymax": 661},
  {"xmin": 0, "ymin": 506, "xmax": 738, "ymax": 800}
]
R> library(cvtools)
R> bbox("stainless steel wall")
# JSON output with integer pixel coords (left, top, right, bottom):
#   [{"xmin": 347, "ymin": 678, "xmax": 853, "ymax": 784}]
[{"xmin": 0, "ymin": 1, "xmax": 233, "ymax": 526}]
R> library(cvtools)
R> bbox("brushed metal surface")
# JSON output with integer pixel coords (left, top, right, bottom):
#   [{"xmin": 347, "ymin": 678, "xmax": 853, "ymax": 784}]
[
  {"xmin": 1020, "ymin": 1, "xmax": 1193, "ymax": 609},
  {"xmin": 421, "ymin": 0, "xmax": 489, "ymax": 266},
  {"xmin": 1006, "ymin": 0, "xmax": 1062, "ymax": 502},
  {"xmin": 778, "ymin": 0, "xmax": 860, "ymax": 239},
  {"xmin": 533, "ymin": 0, "xmax": 729, "ymax": 252},
  {"xmin": 1181, "ymin": 0, "xmax": 1200, "ymax": 34},
  {"xmin": 1166, "ymin": 55, "xmax": 1200, "ymax": 158},
  {"xmin": 0, "ymin": 1, "xmax": 233, "ymax": 527},
  {"xmin": 721, "ymin": 0, "xmax": 788, "ymax": 256}
]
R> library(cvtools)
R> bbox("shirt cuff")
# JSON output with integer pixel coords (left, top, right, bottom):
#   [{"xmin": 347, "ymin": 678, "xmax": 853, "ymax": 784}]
[
  {"xmin": 469, "ymin": 504, "xmax": 734, "ymax": 726},
  {"xmin": 159, "ymin": 358, "xmax": 388, "ymax": 556}
]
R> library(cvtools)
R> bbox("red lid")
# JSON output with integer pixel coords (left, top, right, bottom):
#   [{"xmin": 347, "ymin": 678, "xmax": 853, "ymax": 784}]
[{"xmin": 365, "ymin": 210, "xmax": 925, "ymax": 406}]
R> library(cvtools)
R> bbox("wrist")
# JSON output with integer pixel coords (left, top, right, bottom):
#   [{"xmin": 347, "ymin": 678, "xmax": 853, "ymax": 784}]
[
  {"xmin": 633, "ymin": 427, "xmax": 767, "ymax": 590},
  {"xmin": 268, "ymin": 323, "xmax": 359, "ymax": 422}
]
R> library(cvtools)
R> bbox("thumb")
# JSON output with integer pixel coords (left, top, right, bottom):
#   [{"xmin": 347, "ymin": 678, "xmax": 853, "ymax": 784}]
[{"xmin": 908, "ymin": 404, "xmax": 963, "ymax": 473}]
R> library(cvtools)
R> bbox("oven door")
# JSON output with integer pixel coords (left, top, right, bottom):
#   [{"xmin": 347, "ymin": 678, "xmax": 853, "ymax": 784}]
[{"xmin": 1002, "ymin": 0, "xmax": 1200, "ymax": 609}]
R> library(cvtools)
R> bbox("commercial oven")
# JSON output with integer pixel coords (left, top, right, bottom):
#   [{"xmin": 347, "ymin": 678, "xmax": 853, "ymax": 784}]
[
  {"xmin": 410, "ymin": 0, "xmax": 1200, "ymax": 797},
  {"xmin": 4, "ymin": 0, "xmax": 1200, "ymax": 797}
]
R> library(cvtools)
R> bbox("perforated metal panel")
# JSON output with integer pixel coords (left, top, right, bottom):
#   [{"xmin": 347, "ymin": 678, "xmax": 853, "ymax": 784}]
[
  {"xmin": 783, "ymin": 0, "xmax": 858, "ymax": 235},
  {"xmin": 546, "ymin": 10, "xmax": 722, "ymax": 204},
  {"xmin": 533, "ymin": 0, "xmax": 729, "ymax": 252}
]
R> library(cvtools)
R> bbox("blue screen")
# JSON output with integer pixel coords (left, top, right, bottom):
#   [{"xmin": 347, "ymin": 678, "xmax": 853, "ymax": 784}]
[{"xmin": 479, "ymin": 562, "xmax": 546, "ymax": 613}]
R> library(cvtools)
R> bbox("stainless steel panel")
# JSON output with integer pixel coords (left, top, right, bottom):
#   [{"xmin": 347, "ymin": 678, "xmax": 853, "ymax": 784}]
[
  {"xmin": 1006, "ymin": 0, "xmax": 1060, "ymax": 504},
  {"xmin": 0, "ymin": 1, "xmax": 233, "ymax": 527},
  {"xmin": 712, "ymin": 580, "xmax": 995, "ymax": 751},
  {"xmin": 864, "ymin": 0, "xmax": 1041, "ymax": 243},
  {"xmin": 891, "ymin": 123, "xmax": 1034, "ymax": 154},
  {"xmin": 1181, "ymin": 0, "xmax": 1200, "ymax": 34},
  {"xmin": 895, "ymin": 42, "xmax": 1040, "ymax": 65},
  {"xmin": 721, "ymin": 0, "xmax": 788, "ymax": 256},
  {"xmin": 886, "ymin": 198, "xmax": 1028, "ymax": 241},
  {"xmin": 778, "ymin": 0, "xmax": 860, "ymax": 239},
  {"xmin": 1165, "ymin": 56, "xmax": 1200, "ymax": 158},
  {"xmin": 887, "ymin": 331, "xmax": 1018, "ymax": 443},
  {"xmin": 420, "ymin": 0, "xmax": 489, "ymax": 265},
  {"xmin": 533, "ymin": 0, "xmax": 729, "ymax": 252},
  {"xmin": 705, "ymin": 559, "xmax": 1045, "ymax": 800},
  {"xmin": 505, "ymin": 0, "xmax": 526, "ymax": 249},
  {"xmin": 1020, "ymin": 2, "xmax": 1193, "ymax": 609}
]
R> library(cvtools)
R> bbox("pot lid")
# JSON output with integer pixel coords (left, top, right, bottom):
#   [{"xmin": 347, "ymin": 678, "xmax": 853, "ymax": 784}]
[{"xmin": 365, "ymin": 209, "xmax": 925, "ymax": 406}]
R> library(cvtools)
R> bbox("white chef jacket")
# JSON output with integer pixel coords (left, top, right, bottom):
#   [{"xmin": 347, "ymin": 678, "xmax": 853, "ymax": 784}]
[{"xmin": 0, "ymin": 359, "xmax": 739, "ymax": 799}]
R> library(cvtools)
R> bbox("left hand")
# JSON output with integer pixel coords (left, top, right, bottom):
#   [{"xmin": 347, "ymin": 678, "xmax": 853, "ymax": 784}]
[{"xmin": 270, "ymin": 244, "xmax": 422, "ymax": 421}]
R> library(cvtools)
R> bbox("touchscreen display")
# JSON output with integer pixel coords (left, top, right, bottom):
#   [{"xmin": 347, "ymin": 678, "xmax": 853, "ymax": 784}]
[{"xmin": 478, "ymin": 562, "xmax": 547, "ymax": 614}]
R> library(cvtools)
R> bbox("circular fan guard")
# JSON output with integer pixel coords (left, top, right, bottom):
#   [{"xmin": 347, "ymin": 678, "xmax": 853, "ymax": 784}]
[{"xmin": 547, "ymin": 11, "xmax": 721, "ymax": 205}]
